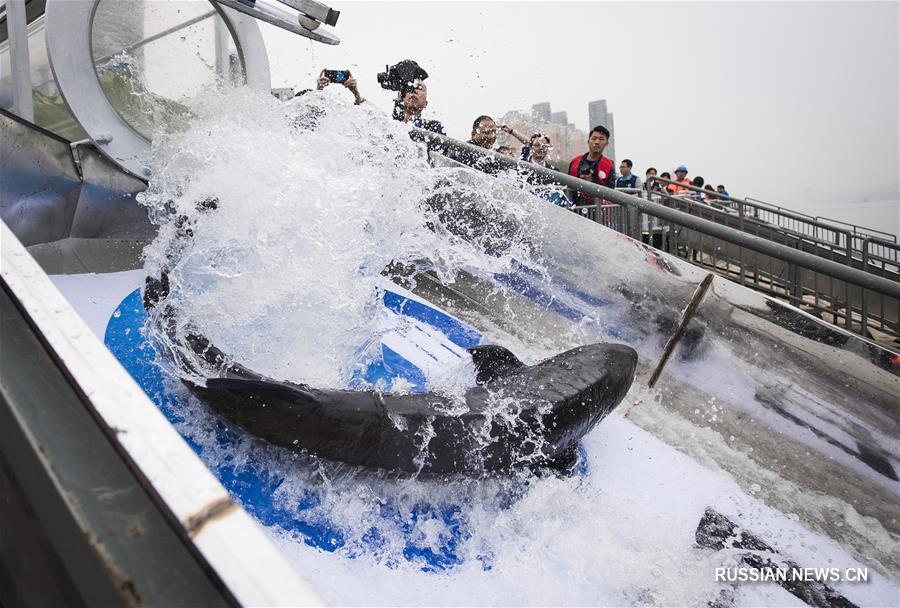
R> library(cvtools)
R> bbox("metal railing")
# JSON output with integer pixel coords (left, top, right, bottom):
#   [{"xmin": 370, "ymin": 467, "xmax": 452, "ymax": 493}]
[
  {"xmin": 818, "ymin": 216, "xmax": 900, "ymax": 263},
  {"xmin": 571, "ymin": 203, "xmax": 628, "ymax": 232},
  {"xmin": 743, "ymin": 196, "xmax": 897, "ymax": 245},
  {"xmin": 652, "ymin": 177, "xmax": 900, "ymax": 278},
  {"xmin": 632, "ymin": 188, "xmax": 898, "ymax": 339},
  {"xmin": 862, "ymin": 236, "xmax": 900, "ymax": 280},
  {"xmin": 418, "ymin": 130, "xmax": 900, "ymax": 341},
  {"xmin": 651, "ymin": 178, "xmax": 900, "ymax": 277}
]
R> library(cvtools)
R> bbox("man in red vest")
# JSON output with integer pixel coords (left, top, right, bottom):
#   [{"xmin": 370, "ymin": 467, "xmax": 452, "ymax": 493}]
[{"xmin": 568, "ymin": 126, "xmax": 616, "ymax": 205}]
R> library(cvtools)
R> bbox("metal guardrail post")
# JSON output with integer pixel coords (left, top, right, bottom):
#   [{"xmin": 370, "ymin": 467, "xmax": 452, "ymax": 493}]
[
  {"xmin": 845, "ymin": 232, "xmax": 854, "ymax": 329},
  {"xmin": 627, "ymin": 205, "xmax": 641, "ymax": 240},
  {"xmin": 861, "ymin": 240, "xmax": 870, "ymax": 335},
  {"xmin": 737, "ymin": 199, "xmax": 746, "ymax": 283},
  {"xmin": 413, "ymin": 129, "xmax": 900, "ymax": 303},
  {"xmin": 790, "ymin": 262, "xmax": 801, "ymax": 301},
  {"xmin": 7, "ymin": 0, "xmax": 35, "ymax": 122}
]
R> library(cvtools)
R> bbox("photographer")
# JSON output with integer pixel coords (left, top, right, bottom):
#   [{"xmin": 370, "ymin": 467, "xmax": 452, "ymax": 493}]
[
  {"xmin": 315, "ymin": 69, "xmax": 365, "ymax": 104},
  {"xmin": 568, "ymin": 125, "xmax": 616, "ymax": 205},
  {"xmin": 378, "ymin": 60, "xmax": 446, "ymax": 138},
  {"xmin": 290, "ymin": 69, "xmax": 362, "ymax": 131}
]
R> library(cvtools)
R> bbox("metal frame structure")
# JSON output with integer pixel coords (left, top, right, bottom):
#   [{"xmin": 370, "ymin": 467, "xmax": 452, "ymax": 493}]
[{"xmin": 5, "ymin": 0, "xmax": 34, "ymax": 121}]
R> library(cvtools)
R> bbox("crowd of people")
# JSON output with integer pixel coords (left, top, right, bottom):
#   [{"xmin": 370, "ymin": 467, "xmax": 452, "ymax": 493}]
[
  {"xmin": 305, "ymin": 60, "xmax": 732, "ymax": 208},
  {"xmin": 639, "ymin": 165, "xmax": 730, "ymax": 204}
]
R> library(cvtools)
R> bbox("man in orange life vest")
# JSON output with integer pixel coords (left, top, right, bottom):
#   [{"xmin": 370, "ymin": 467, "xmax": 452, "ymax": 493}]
[
  {"xmin": 667, "ymin": 165, "xmax": 691, "ymax": 193},
  {"xmin": 568, "ymin": 126, "xmax": 616, "ymax": 205}
]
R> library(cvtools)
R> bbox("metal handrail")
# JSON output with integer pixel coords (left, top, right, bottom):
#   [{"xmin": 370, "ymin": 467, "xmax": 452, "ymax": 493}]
[
  {"xmin": 648, "ymin": 177, "xmax": 900, "ymax": 270},
  {"xmin": 863, "ymin": 235, "xmax": 900, "ymax": 250},
  {"xmin": 651, "ymin": 192, "xmax": 849, "ymax": 255},
  {"xmin": 742, "ymin": 196, "xmax": 896, "ymax": 244},
  {"xmin": 648, "ymin": 188, "xmax": 863, "ymax": 256},
  {"xmin": 661, "ymin": 180, "xmax": 899, "ymax": 265},
  {"xmin": 745, "ymin": 196, "xmax": 817, "ymax": 221},
  {"xmin": 415, "ymin": 129, "xmax": 900, "ymax": 301},
  {"xmin": 861, "ymin": 237, "xmax": 900, "ymax": 267},
  {"xmin": 814, "ymin": 215, "xmax": 897, "ymax": 243},
  {"xmin": 651, "ymin": 177, "xmax": 836, "ymax": 227}
]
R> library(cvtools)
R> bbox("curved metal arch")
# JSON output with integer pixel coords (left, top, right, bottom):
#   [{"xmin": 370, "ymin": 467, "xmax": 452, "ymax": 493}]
[{"xmin": 45, "ymin": 0, "xmax": 271, "ymax": 179}]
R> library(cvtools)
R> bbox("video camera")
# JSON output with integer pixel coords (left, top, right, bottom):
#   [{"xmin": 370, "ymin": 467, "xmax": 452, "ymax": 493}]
[{"xmin": 376, "ymin": 60, "xmax": 428, "ymax": 96}]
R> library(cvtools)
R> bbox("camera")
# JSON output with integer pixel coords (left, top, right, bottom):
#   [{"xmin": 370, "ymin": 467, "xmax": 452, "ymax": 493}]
[
  {"xmin": 376, "ymin": 60, "xmax": 428, "ymax": 95},
  {"xmin": 323, "ymin": 69, "xmax": 351, "ymax": 83}
]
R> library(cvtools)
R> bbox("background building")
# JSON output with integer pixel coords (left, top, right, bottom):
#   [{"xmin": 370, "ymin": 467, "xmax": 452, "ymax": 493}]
[
  {"xmin": 588, "ymin": 99, "xmax": 615, "ymax": 163},
  {"xmin": 549, "ymin": 111, "xmax": 568, "ymax": 126},
  {"xmin": 497, "ymin": 100, "xmax": 615, "ymax": 168},
  {"xmin": 496, "ymin": 103, "xmax": 585, "ymax": 167},
  {"xmin": 531, "ymin": 102, "xmax": 551, "ymax": 124}
]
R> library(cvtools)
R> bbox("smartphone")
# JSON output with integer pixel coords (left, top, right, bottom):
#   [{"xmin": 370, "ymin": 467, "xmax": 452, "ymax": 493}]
[{"xmin": 323, "ymin": 69, "xmax": 351, "ymax": 84}]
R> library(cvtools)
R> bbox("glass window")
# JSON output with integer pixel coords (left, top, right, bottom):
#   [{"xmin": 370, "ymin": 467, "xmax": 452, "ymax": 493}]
[{"xmin": 91, "ymin": 0, "xmax": 244, "ymax": 141}]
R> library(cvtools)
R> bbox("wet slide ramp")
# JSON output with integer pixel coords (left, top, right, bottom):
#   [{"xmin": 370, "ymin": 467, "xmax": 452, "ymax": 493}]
[{"xmin": 392, "ymin": 181, "xmax": 900, "ymax": 578}]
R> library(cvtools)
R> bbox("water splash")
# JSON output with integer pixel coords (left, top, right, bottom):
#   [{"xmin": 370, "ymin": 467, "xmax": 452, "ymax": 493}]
[{"xmin": 139, "ymin": 87, "xmax": 540, "ymax": 390}]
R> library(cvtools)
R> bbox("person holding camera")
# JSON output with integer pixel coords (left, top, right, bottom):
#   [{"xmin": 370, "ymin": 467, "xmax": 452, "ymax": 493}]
[
  {"xmin": 378, "ymin": 60, "xmax": 446, "ymax": 138},
  {"xmin": 568, "ymin": 125, "xmax": 616, "ymax": 205},
  {"xmin": 315, "ymin": 69, "xmax": 365, "ymax": 104},
  {"xmin": 290, "ymin": 69, "xmax": 362, "ymax": 130}
]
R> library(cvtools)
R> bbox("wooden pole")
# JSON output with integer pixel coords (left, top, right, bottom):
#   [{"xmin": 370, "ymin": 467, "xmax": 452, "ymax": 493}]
[{"xmin": 647, "ymin": 273, "xmax": 715, "ymax": 388}]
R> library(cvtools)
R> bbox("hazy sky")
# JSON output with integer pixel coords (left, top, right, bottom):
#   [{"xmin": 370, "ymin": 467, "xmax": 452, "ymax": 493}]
[{"xmin": 260, "ymin": 1, "xmax": 899, "ymax": 235}]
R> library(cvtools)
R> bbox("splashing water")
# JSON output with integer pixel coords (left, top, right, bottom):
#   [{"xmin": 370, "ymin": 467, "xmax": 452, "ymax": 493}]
[{"xmin": 139, "ymin": 87, "xmax": 541, "ymax": 391}]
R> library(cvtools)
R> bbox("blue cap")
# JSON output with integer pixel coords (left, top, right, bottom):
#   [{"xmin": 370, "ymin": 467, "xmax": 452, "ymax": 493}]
[{"xmin": 676, "ymin": 165, "xmax": 688, "ymax": 173}]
